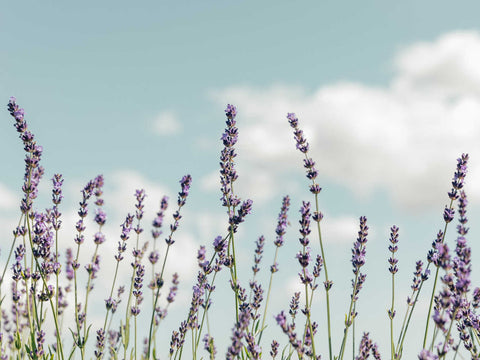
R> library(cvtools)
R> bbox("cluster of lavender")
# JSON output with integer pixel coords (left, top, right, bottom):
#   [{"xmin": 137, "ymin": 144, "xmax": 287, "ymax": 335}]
[
  {"xmin": 2, "ymin": 98, "xmax": 192, "ymax": 360},
  {"xmin": 2, "ymin": 98, "xmax": 480, "ymax": 360}
]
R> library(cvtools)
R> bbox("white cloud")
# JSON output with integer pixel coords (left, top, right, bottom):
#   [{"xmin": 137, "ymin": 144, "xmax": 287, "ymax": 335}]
[
  {"xmin": 208, "ymin": 30, "xmax": 480, "ymax": 211},
  {"xmin": 153, "ymin": 111, "xmax": 182, "ymax": 135},
  {"xmin": 0, "ymin": 182, "xmax": 18, "ymax": 210},
  {"xmin": 322, "ymin": 215, "xmax": 361, "ymax": 244}
]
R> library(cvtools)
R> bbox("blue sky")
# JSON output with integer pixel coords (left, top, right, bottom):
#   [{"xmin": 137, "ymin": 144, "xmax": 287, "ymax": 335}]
[{"xmin": 2, "ymin": 1, "xmax": 480, "ymax": 358}]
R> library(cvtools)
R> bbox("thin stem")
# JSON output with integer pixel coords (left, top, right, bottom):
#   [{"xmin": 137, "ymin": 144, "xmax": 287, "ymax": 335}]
[
  {"xmin": 194, "ymin": 253, "xmax": 219, "ymax": 351},
  {"xmin": 390, "ymin": 268, "xmax": 395, "ymax": 359},
  {"xmin": 338, "ymin": 271, "xmax": 360, "ymax": 360},
  {"xmin": 423, "ymin": 199, "xmax": 453, "ymax": 348},
  {"xmin": 146, "ymin": 243, "xmax": 172, "ymax": 359},
  {"xmin": 257, "ymin": 246, "xmax": 280, "ymax": 345},
  {"xmin": 395, "ymin": 276, "xmax": 427, "ymax": 359},
  {"xmin": 310, "ymin": 173, "xmax": 333, "ymax": 360}
]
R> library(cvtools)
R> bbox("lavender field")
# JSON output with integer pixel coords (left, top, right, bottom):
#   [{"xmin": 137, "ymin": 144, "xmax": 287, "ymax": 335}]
[
  {"xmin": 0, "ymin": 97, "xmax": 478, "ymax": 360},
  {"xmin": 3, "ymin": 2, "xmax": 480, "ymax": 359}
]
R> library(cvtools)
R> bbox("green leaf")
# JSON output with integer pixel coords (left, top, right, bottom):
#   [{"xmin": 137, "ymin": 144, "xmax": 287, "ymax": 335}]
[{"xmin": 14, "ymin": 331, "xmax": 22, "ymax": 350}]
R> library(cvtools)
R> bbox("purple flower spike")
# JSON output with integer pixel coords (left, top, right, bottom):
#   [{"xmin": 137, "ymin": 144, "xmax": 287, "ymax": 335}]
[
  {"xmin": 165, "ymin": 175, "xmax": 192, "ymax": 246},
  {"xmin": 51, "ymin": 174, "xmax": 64, "ymax": 205},
  {"xmin": 356, "ymin": 332, "xmax": 380, "ymax": 360},
  {"xmin": 252, "ymin": 235, "xmax": 265, "ymax": 275},
  {"xmin": 274, "ymin": 196, "xmax": 290, "ymax": 247},
  {"xmin": 178, "ymin": 175, "xmax": 192, "ymax": 207},
  {"xmin": 443, "ymin": 207, "xmax": 455, "ymax": 223},
  {"xmin": 270, "ymin": 340, "xmax": 280, "ymax": 358},
  {"xmin": 388, "ymin": 225, "xmax": 399, "ymax": 274},
  {"xmin": 448, "ymin": 154, "xmax": 468, "ymax": 200},
  {"xmin": 94, "ymin": 209, "xmax": 107, "ymax": 226},
  {"xmin": 299, "ymin": 201, "xmax": 311, "ymax": 246},
  {"xmin": 287, "ymin": 113, "xmax": 309, "ymax": 154},
  {"xmin": 351, "ymin": 216, "xmax": 368, "ymax": 275},
  {"xmin": 220, "ymin": 104, "xmax": 241, "ymax": 210},
  {"xmin": 152, "ymin": 196, "xmax": 168, "ymax": 239},
  {"xmin": 225, "ymin": 104, "xmax": 237, "ymax": 120},
  {"xmin": 418, "ymin": 349, "xmax": 439, "ymax": 360}
]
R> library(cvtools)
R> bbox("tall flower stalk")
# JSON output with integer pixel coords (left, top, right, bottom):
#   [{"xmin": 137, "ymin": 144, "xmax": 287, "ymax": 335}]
[
  {"xmin": 288, "ymin": 112, "xmax": 333, "ymax": 360},
  {"xmin": 146, "ymin": 174, "xmax": 192, "ymax": 359},
  {"xmin": 422, "ymin": 154, "xmax": 469, "ymax": 349},
  {"xmin": 257, "ymin": 195, "xmax": 290, "ymax": 345},
  {"xmin": 220, "ymin": 104, "xmax": 253, "ymax": 323},
  {"xmin": 387, "ymin": 225, "xmax": 399, "ymax": 360},
  {"xmin": 338, "ymin": 216, "xmax": 368, "ymax": 360}
]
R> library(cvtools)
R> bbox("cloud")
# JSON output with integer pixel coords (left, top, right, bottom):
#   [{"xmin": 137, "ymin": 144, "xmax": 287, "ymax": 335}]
[
  {"xmin": 208, "ymin": 30, "xmax": 480, "ymax": 211},
  {"xmin": 322, "ymin": 215, "xmax": 361, "ymax": 244},
  {"xmin": 0, "ymin": 182, "xmax": 18, "ymax": 210},
  {"xmin": 153, "ymin": 111, "xmax": 182, "ymax": 135}
]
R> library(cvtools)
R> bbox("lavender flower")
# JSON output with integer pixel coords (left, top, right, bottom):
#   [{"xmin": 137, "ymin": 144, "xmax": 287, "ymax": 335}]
[
  {"xmin": 219, "ymin": 104, "xmax": 241, "ymax": 210},
  {"xmin": 94, "ymin": 209, "xmax": 107, "ymax": 227},
  {"xmin": 287, "ymin": 112, "xmax": 322, "ymax": 194},
  {"xmin": 270, "ymin": 340, "xmax": 279, "ymax": 358},
  {"xmin": 94, "ymin": 328, "xmax": 105, "ymax": 359},
  {"xmin": 352, "ymin": 216, "xmax": 368, "ymax": 276},
  {"xmin": 8, "ymin": 98, "xmax": 45, "ymax": 213},
  {"xmin": 131, "ymin": 264, "xmax": 145, "ymax": 316},
  {"xmin": 51, "ymin": 174, "xmax": 63, "ymax": 230},
  {"xmin": 134, "ymin": 189, "xmax": 146, "ymax": 234},
  {"xmin": 388, "ymin": 225, "xmax": 399, "ymax": 274},
  {"xmin": 252, "ymin": 235, "xmax": 265, "ymax": 275},
  {"xmin": 289, "ymin": 292, "xmax": 300, "ymax": 319},
  {"xmin": 447, "ymin": 153, "xmax": 468, "ymax": 201},
  {"xmin": 203, "ymin": 334, "xmax": 217, "ymax": 359},
  {"xmin": 229, "ymin": 198, "xmax": 253, "ymax": 233},
  {"xmin": 167, "ymin": 273, "xmax": 179, "ymax": 304},
  {"xmin": 274, "ymin": 195, "xmax": 290, "ymax": 247},
  {"xmin": 418, "ymin": 349, "xmax": 439, "ymax": 360},
  {"xmin": 226, "ymin": 306, "xmax": 252, "ymax": 359},
  {"xmin": 275, "ymin": 310, "xmax": 305, "ymax": 356},
  {"xmin": 298, "ymin": 201, "xmax": 311, "ymax": 246},
  {"xmin": 165, "ymin": 175, "xmax": 192, "ymax": 245},
  {"xmin": 152, "ymin": 196, "xmax": 168, "ymax": 239}
]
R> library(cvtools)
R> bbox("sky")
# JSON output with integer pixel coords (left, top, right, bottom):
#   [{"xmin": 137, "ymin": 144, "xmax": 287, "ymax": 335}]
[{"xmin": 2, "ymin": 1, "xmax": 480, "ymax": 358}]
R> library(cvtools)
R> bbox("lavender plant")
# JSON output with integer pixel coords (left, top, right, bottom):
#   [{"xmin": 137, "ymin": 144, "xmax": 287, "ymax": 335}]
[{"xmin": 1, "ymin": 97, "xmax": 479, "ymax": 360}]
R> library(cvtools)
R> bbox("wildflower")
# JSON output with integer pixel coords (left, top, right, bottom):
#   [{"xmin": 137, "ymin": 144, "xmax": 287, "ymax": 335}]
[
  {"xmin": 289, "ymin": 292, "xmax": 300, "ymax": 318},
  {"xmin": 166, "ymin": 175, "xmax": 192, "ymax": 245},
  {"xmin": 388, "ymin": 225, "xmax": 399, "ymax": 274},
  {"xmin": 274, "ymin": 195, "xmax": 290, "ymax": 247},
  {"xmin": 270, "ymin": 340, "xmax": 279, "ymax": 358},
  {"xmin": 220, "ymin": 104, "xmax": 239, "ymax": 208},
  {"xmin": 299, "ymin": 201, "xmax": 311, "ymax": 246},
  {"xmin": 94, "ymin": 329, "xmax": 105, "ymax": 359},
  {"xmin": 94, "ymin": 209, "xmax": 107, "ymax": 227},
  {"xmin": 226, "ymin": 306, "xmax": 252, "ymax": 359},
  {"xmin": 417, "ymin": 349, "xmax": 438, "ymax": 359},
  {"xmin": 152, "ymin": 195, "xmax": 168, "ymax": 239},
  {"xmin": 447, "ymin": 153, "xmax": 468, "ymax": 200},
  {"xmin": 203, "ymin": 334, "xmax": 217, "ymax": 358},
  {"xmin": 167, "ymin": 273, "xmax": 179, "ymax": 303},
  {"xmin": 252, "ymin": 235, "xmax": 265, "ymax": 275},
  {"xmin": 313, "ymin": 255, "xmax": 323, "ymax": 278},
  {"xmin": 250, "ymin": 282, "xmax": 264, "ymax": 314}
]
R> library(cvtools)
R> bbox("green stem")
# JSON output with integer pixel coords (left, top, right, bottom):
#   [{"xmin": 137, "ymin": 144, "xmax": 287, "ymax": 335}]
[
  {"xmin": 395, "ymin": 275, "xmax": 426, "ymax": 359},
  {"xmin": 390, "ymin": 267, "xmax": 395, "ymax": 359},
  {"xmin": 338, "ymin": 271, "xmax": 360, "ymax": 360},
  {"xmin": 146, "ymin": 243, "xmax": 172, "ymax": 359},
  {"xmin": 422, "ymin": 199, "xmax": 453, "ymax": 349},
  {"xmin": 194, "ymin": 253, "xmax": 218, "ymax": 351},
  {"xmin": 310, "ymin": 175, "xmax": 333, "ymax": 360},
  {"xmin": 257, "ymin": 246, "xmax": 280, "ymax": 345}
]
